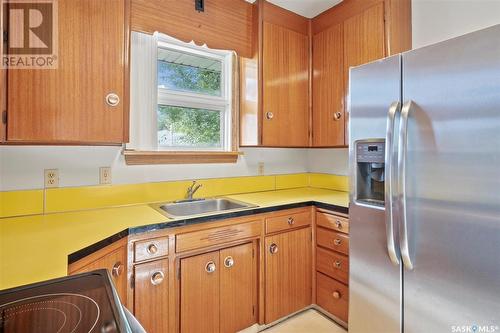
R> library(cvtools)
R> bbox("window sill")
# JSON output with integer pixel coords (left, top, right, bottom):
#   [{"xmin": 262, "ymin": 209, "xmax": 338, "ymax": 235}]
[{"xmin": 123, "ymin": 150, "xmax": 243, "ymax": 165}]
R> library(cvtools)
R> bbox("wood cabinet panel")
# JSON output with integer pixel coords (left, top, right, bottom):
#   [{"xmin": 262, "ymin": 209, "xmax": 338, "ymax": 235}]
[
  {"xmin": 312, "ymin": 23, "xmax": 345, "ymax": 147},
  {"xmin": 316, "ymin": 227, "xmax": 349, "ymax": 255},
  {"xmin": 265, "ymin": 209, "xmax": 311, "ymax": 234},
  {"xmin": 316, "ymin": 272, "xmax": 349, "ymax": 322},
  {"xmin": 176, "ymin": 220, "xmax": 261, "ymax": 253},
  {"xmin": 265, "ymin": 227, "xmax": 312, "ymax": 323},
  {"xmin": 262, "ymin": 22, "xmax": 309, "ymax": 147},
  {"xmin": 343, "ymin": 3, "xmax": 386, "ymax": 143},
  {"xmin": 180, "ymin": 251, "xmax": 220, "ymax": 333},
  {"xmin": 220, "ymin": 243, "xmax": 256, "ymax": 333},
  {"xmin": 70, "ymin": 246, "xmax": 127, "ymax": 302},
  {"xmin": 316, "ymin": 212, "xmax": 350, "ymax": 234},
  {"xmin": 134, "ymin": 237, "xmax": 169, "ymax": 262},
  {"xmin": 134, "ymin": 259, "xmax": 168, "ymax": 333},
  {"xmin": 6, "ymin": 0, "xmax": 128, "ymax": 143},
  {"xmin": 316, "ymin": 247, "xmax": 349, "ymax": 284},
  {"xmin": 131, "ymin": 0, "xmax": 253, "ymax": 58}
]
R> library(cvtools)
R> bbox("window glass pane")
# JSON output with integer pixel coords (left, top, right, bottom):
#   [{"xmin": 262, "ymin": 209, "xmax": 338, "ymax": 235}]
[
  {"xmin": 158, "ymin": 105, "xmax": 222, "ymax": 148},
  {"xmin": 158, "ymin": 47, "xmax": 222, "ymax": 96}
]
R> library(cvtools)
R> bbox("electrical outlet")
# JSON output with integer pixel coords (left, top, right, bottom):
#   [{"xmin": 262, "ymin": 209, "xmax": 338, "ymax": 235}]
[
  {"xmin": 258, "ymin": 162, "xmax": 265, "ymax": 175},
  {"xmin": 44, "ymin": 169, "xmax": 59, "ymax": 188},
  {"xmin": 99, "ymin": 167, "xmax": 112, "ymax": 185}
]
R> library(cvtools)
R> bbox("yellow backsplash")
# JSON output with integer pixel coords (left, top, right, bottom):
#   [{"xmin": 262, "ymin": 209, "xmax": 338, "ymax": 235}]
[{"xmin": 0, "ymin": 173, "xmax": 348, "ymax": 218}]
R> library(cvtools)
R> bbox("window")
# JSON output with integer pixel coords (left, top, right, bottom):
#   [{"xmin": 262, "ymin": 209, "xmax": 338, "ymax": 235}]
[{"xmin": 156, "ymin": 38, "xmax": 233, "ymax": 151}]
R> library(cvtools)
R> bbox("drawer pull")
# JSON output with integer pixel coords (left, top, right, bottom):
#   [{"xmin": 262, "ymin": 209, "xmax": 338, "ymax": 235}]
[
  {"xmin": 147, "ymin": 243, "xmax": 158, "ymax": 255},
  {"xmin": 287, "ymin": 217, "xmax": 295, "ymax": 225},
  {"xmin": 335, "ymin": 220, "xmax": 343, "ymax": 229},
  {"xmin": 151, "ymin": 271, "xmax": 165, "ymax": 285},
  {"xmin": 105, "ymin": 93, "xmax": 120, "ymax": 107},
  {"xmin": 111, "ymin": 262, "xmax": 123, "ymax": 277},
  {"xmin": 269, "ymin": 243, "xmax": 279, "ymax": 255},
  {"xmin": 224, "ymin": 256, "xmax": 234, "ymax": 268},
  {"xmin": 332, "ymin": 291, "xmax": 341, "ymax": 299},
  {"xmin": 334, "ymin": 260, "xmax": 342, "ymax": 268},
  {"xmin": 205, "ymin": 261, "xmax": 216, "ymax": 273},
  {"xmin": 333, "ymin": 239, "xmax": 342, "ymax": 246},
  {"xmin": 266, "ymin": 111, "xmax": 274, "ymax": 120}
]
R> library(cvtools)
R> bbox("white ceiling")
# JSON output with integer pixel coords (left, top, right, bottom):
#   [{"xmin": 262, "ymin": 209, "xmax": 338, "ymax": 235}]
[{"xmin": 246, "ymin": 0, "xmax": 343, "ymax": 19}]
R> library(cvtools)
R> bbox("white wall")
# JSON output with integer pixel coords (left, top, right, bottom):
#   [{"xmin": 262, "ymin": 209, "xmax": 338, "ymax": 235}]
[
  {"xmin": 412, "ymin": 0, "xmax": 500, "ymax": 49},
  {"xmin": 0, "ymin": 147, "xmax": 310, "ymax": 191}
]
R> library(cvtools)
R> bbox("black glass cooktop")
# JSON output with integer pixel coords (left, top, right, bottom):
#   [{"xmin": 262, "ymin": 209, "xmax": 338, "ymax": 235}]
[{"xmin": 0, "ymin": 270, "xmax": 131, "ymax": 333}]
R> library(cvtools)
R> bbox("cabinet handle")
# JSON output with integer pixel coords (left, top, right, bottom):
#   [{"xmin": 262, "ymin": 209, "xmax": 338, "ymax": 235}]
[
  {"xmin": 266, "ymin": 111, "xmax": 274, "ymax": 120},
  {"xmin": 334, "ymin": 260, "xmax": 341, "ymax": 268},
  {"xmin": 333, "ymin": 112, "xmax": 342, "ymax": 121},
  {"xmin": 151, "ymin": 271, "xmax": 165, "ymax": 285},
  {"xmin": 269, "ymin": 243, "xmax": 278, "ymax": 254},
  {"xmin": 111, "ymin": 262, "xmax": 123, "ymax": 278},
  {"xmin": 105, "ymin": 93, "xmax": 120, "ymax": 107},
  {"xmin": 205, "ymin": 261, "xmax": 216, "ymax": 273},
  {"xmin": 224, "ymin": 256, "xmax": 234, "ymax": 268},
  {"xmin": 287, "ymin": 217, "xmax": 295, "ymax": 225},
  {"xmin": 147, "ymin": 243, "xmax": 158, "ymax": 255},
  {"xmin": 335, "ymin": 220, "xmax": 343, "ymax": 229},
  {"xmin": 333, "ymin": 239, "xmax": 342, "ymax": 246},
  {"xmin": 332, "ymin": 291, "xmax": 341, "ymax": 299}
]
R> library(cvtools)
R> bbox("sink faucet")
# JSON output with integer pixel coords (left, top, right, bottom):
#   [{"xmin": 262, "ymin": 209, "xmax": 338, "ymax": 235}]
[{"xmin": 185, "ymin": 181, "xmax": 203, "ymax": 201}]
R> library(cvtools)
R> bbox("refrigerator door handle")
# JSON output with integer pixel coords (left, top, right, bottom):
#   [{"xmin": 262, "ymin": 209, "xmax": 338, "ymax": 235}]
[
  {"xmin": 398, "ymin": 100, "xmax": 414, "ymax": 270},
  {"xmin": 384, "ymin": 101, "xmax": 401, "ymax": 266}
]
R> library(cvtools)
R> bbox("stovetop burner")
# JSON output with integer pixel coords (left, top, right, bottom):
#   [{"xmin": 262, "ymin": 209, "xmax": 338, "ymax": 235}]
[{"xmin": 0, "ymin": 270, "xmax": 131, "ymax": 333}]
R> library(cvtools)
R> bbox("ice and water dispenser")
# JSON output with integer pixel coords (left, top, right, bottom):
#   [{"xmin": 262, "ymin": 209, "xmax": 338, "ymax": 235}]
[{"xmin": 355, "ymin": 140, "xmax": 386, "ymax": 207}]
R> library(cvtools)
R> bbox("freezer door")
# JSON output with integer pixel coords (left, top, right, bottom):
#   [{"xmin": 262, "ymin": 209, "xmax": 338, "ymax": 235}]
[
  {"xmin": 348, "ymin": 55, "xmax": 402, "ymax": 333},
  {"xmin": 401, "ymin": 25, "xmax": 500, "ymax": 333}
]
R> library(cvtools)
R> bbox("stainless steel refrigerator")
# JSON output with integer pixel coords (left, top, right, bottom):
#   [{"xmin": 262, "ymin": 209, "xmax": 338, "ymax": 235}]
[{"xmin": 348, "ymin": 25, "xmax": 500, "ymax": 333}]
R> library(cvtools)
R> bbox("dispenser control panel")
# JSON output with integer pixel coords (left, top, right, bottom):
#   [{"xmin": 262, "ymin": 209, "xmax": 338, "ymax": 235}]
[{"xmin": 356, "ymin": 141, "xmax": 385, "ymax": 163}]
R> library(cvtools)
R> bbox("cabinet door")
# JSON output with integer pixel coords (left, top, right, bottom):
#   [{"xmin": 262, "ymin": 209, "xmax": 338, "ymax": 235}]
[
  {"xmin": 71, "ymin": 246, "xmax": 127, "ymax": 302},
  {"xmin": 343, "ymin": 2, "xmax": 386, "ymax": 144},
  {"xmin": 7, "ymin": 0, "xmax": 127, "ymax": 143},
  {"xmin": 265, "ymin": 227, "xmax": 312, "ymax": 323},
  {"xmin": 312, "ymin": 23, "xmax": 345, "ymax": 147},
  {"xmin": 220, "ymin": 243, "xmax": 257, "ymax": 333},
  {"xmin": 262, "ymin": 22, "xmax": 309, "ymax": 147},
  {"xmin": 180, "ymin": 251, "xmax": 220, "ymax": 333},
  {"xmin": 134, "ymin": 259, "xmax": 168, "ymax": 333}
]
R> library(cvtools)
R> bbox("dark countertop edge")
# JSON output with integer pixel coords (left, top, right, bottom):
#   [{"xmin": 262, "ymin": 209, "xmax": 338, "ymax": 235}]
[{"xmin": 68, "ymin": 201, "xmax": 348, "ymax": 264}]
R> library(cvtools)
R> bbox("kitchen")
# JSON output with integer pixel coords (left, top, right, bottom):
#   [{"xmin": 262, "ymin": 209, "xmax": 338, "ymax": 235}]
[{"xmin": 0, "ymin": 0, "xmax": 499, "ymax": 332}]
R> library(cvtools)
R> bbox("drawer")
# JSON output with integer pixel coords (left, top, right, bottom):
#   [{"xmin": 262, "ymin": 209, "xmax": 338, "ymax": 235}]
[
  {"xmin": 135, "ymin": 237, "xmax": 169, "ymax": 262},
  {"xmin": 316, "ymin": 247, "xmax": 349, "ymax": 284},
  {"xmin": 316, "ymin": 272, "xmax": 349, "ymax": 323},
  {"xmin": 265, "ymin": 209, "xmax": 311, "ymax": 234},
  {"xmin": 317, "ymin": 227, "xmax": 349, "ymax": 255},
  {"xmin": 316, "ymin": 212, "xmax": 349, "ymax": 234},
  {"xmin": 176, "ymin": 220, "xmax": 261, "ymax": 253}
]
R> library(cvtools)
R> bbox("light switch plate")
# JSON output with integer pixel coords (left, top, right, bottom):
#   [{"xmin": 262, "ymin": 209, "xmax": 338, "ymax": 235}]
[
  {"xmin": 99, "ymin": 167, "xmax": 112, "ymax": 185},
  {"xmin": 258, "ymin": 162, "xmax": 265, "ymax": 175},
  {"xmin": 44, "ymin": 169, "xmax": 59, "ymax": 188}
]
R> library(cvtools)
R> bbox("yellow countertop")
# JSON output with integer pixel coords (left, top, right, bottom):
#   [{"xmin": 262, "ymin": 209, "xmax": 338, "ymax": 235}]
[{"xmin": 0, "ymin": 187, "xmax": 348, "ymax": 290}]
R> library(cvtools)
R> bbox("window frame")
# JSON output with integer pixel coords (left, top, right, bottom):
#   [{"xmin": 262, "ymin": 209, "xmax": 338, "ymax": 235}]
[{"xmin": 155, "ymin": 37, "xmax": 234, "ymax": 152}]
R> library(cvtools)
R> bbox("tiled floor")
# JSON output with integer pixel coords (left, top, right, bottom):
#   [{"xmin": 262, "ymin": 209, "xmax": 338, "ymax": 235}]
[{"xmin": 262, "ymin": 309, "xmax": 346, "ymax": 333}]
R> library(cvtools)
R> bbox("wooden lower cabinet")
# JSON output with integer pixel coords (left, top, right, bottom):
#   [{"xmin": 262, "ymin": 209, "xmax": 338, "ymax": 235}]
[
  {"xmin": 134, "ymin": 259, "xmax": 169, "ymax": 333},
  {"xmin": 180, "ymin": 243, "xmax": 257, "ymax": 333},
  {"xmin": 265, "ymin": 227, "xmax": 312, "ymax": 323},
  {"xmin": 316, "ymin": 272, "xmax": 349, "ymax": 322},
  {"xmin": 68, "ymin": 245, "xmax": 127, "ymax": 302}
]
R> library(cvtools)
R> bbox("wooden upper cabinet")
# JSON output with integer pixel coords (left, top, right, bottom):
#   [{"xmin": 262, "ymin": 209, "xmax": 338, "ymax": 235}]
[
  {"xmin": 262, "ymin": 22, "xmax": 309, "ymax": 147},
  {"xmin": 312, "ymin": 23, "xmax": 345, "ymax": 147},
  {"xmin": 6, "ymin": 0, "xmax": 129, "ymax": 144}
]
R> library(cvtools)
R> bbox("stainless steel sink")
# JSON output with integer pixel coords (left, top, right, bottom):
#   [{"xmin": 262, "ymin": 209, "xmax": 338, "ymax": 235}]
[{"xmin": 152, "ymin": 198, "xmax": 257, "ymax": 218}]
